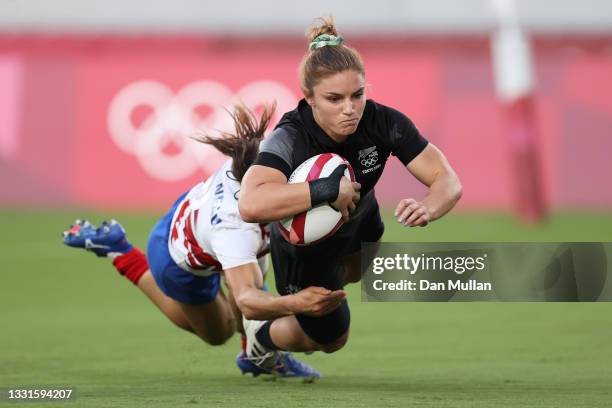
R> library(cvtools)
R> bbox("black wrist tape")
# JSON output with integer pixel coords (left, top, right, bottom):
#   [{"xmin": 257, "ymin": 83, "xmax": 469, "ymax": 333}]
[
  {"xmin": 308, "ymin": 164, "xmax": 347, "ymax": 207},
  {"xmin": 309, "ymin": 178, "xmax": 340, "ymax": 207}
]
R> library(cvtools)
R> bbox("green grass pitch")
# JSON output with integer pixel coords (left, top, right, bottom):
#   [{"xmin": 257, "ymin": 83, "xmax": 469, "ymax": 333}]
[{"xmin": 1, "ymin": 209, "xmax": 612, "ymax": 407}]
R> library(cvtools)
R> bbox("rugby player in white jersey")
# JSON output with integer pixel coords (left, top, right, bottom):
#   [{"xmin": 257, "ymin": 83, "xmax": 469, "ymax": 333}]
[{"xmin": 62, "ymin": 104, "xmax": 341, "ymax": 380}]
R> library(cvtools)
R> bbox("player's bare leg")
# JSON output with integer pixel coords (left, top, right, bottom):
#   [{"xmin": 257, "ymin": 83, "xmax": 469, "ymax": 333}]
[
  {"xmin": 267, "ymin": 315, "xmax": 348, "ymax": 353},
  {"xmin": 141, "ymin": 272, "xmax": 237, "ymax": 344},
  {"xmin": 135, "ymin": 270, "xmax": 193, "ymax": 332},
  {"xmin": 177, "ymin": 290, "xmax": 236, "ymax": 345}
]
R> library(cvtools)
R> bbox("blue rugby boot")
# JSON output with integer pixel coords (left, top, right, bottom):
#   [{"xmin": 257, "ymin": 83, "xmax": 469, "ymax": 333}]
[
  {"xmin": 236, "ymin": 352, "xmax": 267, "ymax": 377},
  {"xmin": 63, "ymin": 219, "xmax": 133, "ymax": 258},
  {"xmin": 236, "ymin": 351, "xmax": 321, "ymax": 382},
  {"xmin": 270, "ymin": 352, "xmax": 321, "ymax": 382}
]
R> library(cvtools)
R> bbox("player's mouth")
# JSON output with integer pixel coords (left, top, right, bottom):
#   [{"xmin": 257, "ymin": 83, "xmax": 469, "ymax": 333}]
[{"xmin": 340, "ymin": 118, "xmax": 359, "ymax": 126}]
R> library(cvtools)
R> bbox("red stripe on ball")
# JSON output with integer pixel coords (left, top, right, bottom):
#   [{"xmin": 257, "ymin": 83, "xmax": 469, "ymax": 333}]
[{"xmin": 307, "ymin": 153, "xmax": 334, "ymax": 181}]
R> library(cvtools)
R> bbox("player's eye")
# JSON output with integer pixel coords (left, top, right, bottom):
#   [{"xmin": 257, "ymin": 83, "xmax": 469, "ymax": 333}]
[{"xmin": 327, "ymin": 96, "xmax": 341, "ymax": 103}]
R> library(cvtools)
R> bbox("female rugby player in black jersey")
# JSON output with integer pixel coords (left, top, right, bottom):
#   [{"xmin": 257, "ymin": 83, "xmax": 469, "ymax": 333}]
[{"xmin": 239, "ymin": 16, "xmax": 462, "ymax": 360}]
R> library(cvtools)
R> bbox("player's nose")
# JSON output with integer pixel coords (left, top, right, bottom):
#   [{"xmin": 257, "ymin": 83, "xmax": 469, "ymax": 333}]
[{"xmin": 342, "ymin": 99, "xmax": 355, "ymax": 115}]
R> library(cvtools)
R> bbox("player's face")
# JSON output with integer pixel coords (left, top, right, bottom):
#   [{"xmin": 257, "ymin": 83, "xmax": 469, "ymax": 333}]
[{"xmin": 306, "ymin": 70, "xmax": 366, "ymax": 142}]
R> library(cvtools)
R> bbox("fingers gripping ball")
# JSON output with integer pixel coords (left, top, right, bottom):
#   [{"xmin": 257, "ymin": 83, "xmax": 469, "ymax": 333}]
[{"xmin": 279, "ymin": 153, "xmax": 355, "ymax": 246}]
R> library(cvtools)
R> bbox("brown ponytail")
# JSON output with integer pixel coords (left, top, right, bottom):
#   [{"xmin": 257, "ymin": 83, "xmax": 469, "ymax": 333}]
[
  {"xmin": 299, "ymin": 16, "xmax": 365, "ymax": 96},
  {"xmin": 306, "ymin": 15, "xmax": 339, "ymax": 40},
  {"xmin": 193, "ymin": 103, "xmax": 276, "ymax": 182}
]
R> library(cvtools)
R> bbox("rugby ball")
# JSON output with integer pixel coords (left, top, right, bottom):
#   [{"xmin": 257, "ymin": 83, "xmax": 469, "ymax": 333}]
[{"xmin": 279, "ymin": 153, "xmax": 356, "ymax": 246}]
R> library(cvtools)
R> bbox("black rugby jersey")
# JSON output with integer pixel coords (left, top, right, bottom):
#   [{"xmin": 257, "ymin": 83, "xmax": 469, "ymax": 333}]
[{"xmin": 254, "ymin": 98, "xmax": 428, "ymax": 198}]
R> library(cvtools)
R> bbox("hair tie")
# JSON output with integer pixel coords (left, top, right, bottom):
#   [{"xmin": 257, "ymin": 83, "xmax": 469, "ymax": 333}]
[{"xmin": 309, "ymin": 34, "xmax": 344, "ymax": 50}]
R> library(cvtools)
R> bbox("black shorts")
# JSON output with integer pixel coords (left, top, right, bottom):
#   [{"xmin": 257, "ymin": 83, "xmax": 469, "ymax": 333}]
[
  {"xmin": 271, "ymin": 196, "xmax": 384, "ymax": 295},
  {"xmin": 270, "ymin": 196, "xmax": 384, "ymax": 344}
]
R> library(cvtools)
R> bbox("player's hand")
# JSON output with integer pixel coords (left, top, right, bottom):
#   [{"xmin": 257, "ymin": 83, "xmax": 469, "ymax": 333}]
[
  {"xmin": 394, "ymin": 198, "xmax": 431, "ymax": 227},
  {"xmin": 331, "ymin": 176, "xmax": 361, "ymax": 223},
  {"xmin": 291, "ymin": 286, "xmax": 346, "ymax": 317}
]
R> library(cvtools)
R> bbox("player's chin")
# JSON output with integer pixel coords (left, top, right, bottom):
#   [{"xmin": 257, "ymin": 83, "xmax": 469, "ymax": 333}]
[{"xmin": 336, "ymin": 123, "xmax": 358, "ymax": 136}]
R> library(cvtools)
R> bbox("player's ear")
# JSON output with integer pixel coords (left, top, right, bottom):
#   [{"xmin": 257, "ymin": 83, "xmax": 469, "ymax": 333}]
[{"xmin": 302, "ymin": 87, "xmax": 315, "ymax": 107}]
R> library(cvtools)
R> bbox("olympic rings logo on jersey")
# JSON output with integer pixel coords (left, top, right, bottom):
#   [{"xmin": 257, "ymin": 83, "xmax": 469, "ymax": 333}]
[
  {"xmin": 360, "ymin": 150, "xmax": 379, "ymax": 167},
  {"xmin": 361, "ymin": 156, "xmax": 378, "ymax": 167},
  {"xmin": 107, "ymin": 80, "xmax": 298, "ymax": 181}
]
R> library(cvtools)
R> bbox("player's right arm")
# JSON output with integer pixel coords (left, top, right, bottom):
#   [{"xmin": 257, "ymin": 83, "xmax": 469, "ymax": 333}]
[
  {"xmin": 224, "ymin": 263, "xmax": 346, "ymax": 320},
  {"xmin": 240, "ymin": 163, "xmax": 359, "ymax": 223},
  {"xmin": 239, "ymin": 166, "xmax": 311, "ymax": 223}
]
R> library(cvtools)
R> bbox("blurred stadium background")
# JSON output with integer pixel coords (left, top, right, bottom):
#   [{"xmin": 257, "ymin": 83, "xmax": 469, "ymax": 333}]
[{"xmin": 1, "ymin": 1, "xmax": 611, "ymax": 407}]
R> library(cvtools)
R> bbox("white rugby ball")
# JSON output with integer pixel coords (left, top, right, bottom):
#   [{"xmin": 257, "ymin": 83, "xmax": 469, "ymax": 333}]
[{"xmin": 279, "ymin": 153, "xmax": 356, "ymax": 246}]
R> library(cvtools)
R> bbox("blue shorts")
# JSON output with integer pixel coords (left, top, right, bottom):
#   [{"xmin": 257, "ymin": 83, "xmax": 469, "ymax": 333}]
[{"xmin": 147, "ymin": 192, "xmax": 221, "ymax": 305}]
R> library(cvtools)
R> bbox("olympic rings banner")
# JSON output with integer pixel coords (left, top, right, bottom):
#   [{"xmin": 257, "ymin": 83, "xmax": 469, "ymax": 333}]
[
  {"xmin": 106, "ymin": 79, "xmax": 297, "ymax": 182},
  {"xmin": 1, "ymin": 36, "xmax": 612, "ymax": 209}
]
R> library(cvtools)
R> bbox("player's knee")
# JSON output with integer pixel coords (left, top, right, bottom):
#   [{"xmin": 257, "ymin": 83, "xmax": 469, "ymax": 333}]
[
  {"xmin": 296, "ymin": 299, "xmax": 351, "ymax": 351},
  {"xmin": 205, "ymin": 336, "xmax": 229, "ymax": 346},
  {"xmin": 197, "ymin": 319, "xmax": 235, "ymax": 346},
  {"xmin": 201, "ymin": 329, "xmax": 233, "ymax": 346},
  {"xmin": 319, "ymin": 331, "xmax": 349, "ymax": 353}
]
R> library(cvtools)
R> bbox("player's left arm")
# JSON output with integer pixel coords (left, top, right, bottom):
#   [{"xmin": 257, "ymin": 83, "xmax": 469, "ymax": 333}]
[
  {"xmin": 223, "ymin": 262, "xmax": 290, "ymax": 320},
  {"xmin": 224, "ymin": 263, "xmax": 346, "ymax": 320},
  {"xmin": 396, "ymin": 143, "xmax": 462, "ymax": 227}
]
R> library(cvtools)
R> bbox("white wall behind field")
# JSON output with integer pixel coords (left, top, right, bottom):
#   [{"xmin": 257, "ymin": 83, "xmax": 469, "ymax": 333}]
[{"xmin": 1, "ymin": 0, "xmax": 612, "ymax": 34}]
